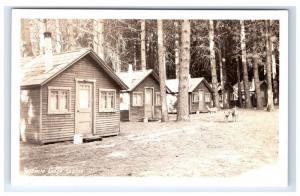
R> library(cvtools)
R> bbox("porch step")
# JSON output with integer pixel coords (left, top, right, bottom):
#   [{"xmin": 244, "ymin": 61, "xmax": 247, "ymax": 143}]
[{"xmin": 82, "ymin": 134, "xmax": 102, "ymax": 142}]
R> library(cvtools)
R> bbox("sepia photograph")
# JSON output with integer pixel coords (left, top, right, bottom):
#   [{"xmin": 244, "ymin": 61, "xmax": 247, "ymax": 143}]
[{"xmin": 10, "ymin": 9, "xmax": 288, "ymax": 187}]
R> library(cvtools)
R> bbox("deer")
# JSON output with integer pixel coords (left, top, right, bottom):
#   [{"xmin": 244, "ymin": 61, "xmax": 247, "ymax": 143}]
[{"xmin": 206, "ymin": 105, "xmax": 218, "ymax": 113}]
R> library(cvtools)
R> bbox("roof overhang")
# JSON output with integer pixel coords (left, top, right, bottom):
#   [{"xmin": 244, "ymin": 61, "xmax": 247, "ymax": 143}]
[{"xmin": 21, "ymin": 49, "xmax": 128, "ymax": 90}]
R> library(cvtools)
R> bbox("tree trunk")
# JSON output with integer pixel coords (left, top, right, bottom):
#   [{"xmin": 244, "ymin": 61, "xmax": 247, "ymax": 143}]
[
  {"xmin": 21, "ymin": 19, "xmax": 34, "ymax": 57},
  {"xmin": 252, "ymin": 42, "xmax": 263, "ymax": 110},
  {"xmin": 38, "ymin": 19, "xmax": 46, "ymax": 55},
  {"xmin": 221, "ymin": 58, "xmax": 229, "ymax": 109},
  {"xmin": 133, "ymin": 39, "xmax": 137, "ymax": 70},
  {"xmin": 271, "ymin": 41, "xmax": 279, "ymax": 105},
  {"xmin": 265, "ymin": 20, "xmax": 275, "ymax": 111},
  {"xmin": 177, "ymin": 20, "xmax": 190, "ymax": 121},
  {"xmin": 93, "ymin": 19, "xmax": 105, "ymax": 59},
  {"xmin": 67, "ymin": 19, "xmax": 76, "ymax": 51},
  {"xmin": 115, "ymin": 41, "xmax": 121, "ymax": 73},
  {"xmin": 240, "ymin": 20, "xmax": 252, "ymax": 108},
  {"xmin": 219, "ymin": 50, "xmax": 224, "ymax": 107},
  {"xmin": 141, "ymin": 20, "xmax": 146, "ymax": 70},
  {"xmin": 218, "ymin": 41, "xmax": 229, "ymax": 109},
  {"xmin": 55, "ymin": 19, "xmax": 62, "ymax": 53},
  {"xmin": 157, "ymin": 20, "xmax": 169, "ymax": 122},
  {"xmin": 174, "ymin": 21, "xmax": 180, "ymax": 79},
  {"xmin": 236, "ymin": 59, "xmax": 243, "ymax": 107},
  {"xmin": 208, "ymin": 20, "xmax": 220, "ymax": 109}
]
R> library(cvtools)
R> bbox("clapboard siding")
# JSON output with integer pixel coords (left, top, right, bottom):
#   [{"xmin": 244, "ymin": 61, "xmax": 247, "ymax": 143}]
[
  {"xmin": 129, "ymin": 75, "xmax": 161, "ymax": 121},
  {"xmin": 190, "ymin": 82, "xmax": 212, "ymax": 113},
  {"xmin": 40, "ymin": 55, "xmax": 121, "ymax": 143},
  {"xmin": 20, "ymin": 88, "xmax": 40, "ymax": 143}
]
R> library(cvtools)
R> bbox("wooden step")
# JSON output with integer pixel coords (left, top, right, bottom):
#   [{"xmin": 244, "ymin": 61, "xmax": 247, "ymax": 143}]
[{"xmin": 83, "ymin": 134, "xmax": 102, "ymax": 142}]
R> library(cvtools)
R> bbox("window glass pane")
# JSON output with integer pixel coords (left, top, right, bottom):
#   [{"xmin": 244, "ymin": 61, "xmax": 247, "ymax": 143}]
[
  {"xmin": 61, "ymin": 90, "xmax": 69, "ymax": 110},
  {"xmin": 193, "ymin": 93, "xmax": 199, "ymax": 102},
  {"xmin": 133, "ymin": 93, "xmax": 142, "ymax": 106},
  {"xmin": 156, "ymin": 93, "xmax": 161, "ymax": 105},
  {"xmin": 107, "ymin": 92, "xmax": 114, "ymax": 109},
  {"xmin": 132, "ymin": 94, "xmax": 136, "ymax": 106},
  {"xmin": 79, "ymin": 89, "xmax": 89, "ymax": 108},
  {"xmin": 50, "ymin": 91, "xmax": 59, "ymax": 111},
  {"xmin": 101, "ymin": 92, "xmax": 107, "ymax": 109},
  {"xmin": 137, "ymin": 94, "xmax": 142, "ymax": 105},
  {"xmin": 205, "ymin": 93, "xmax": 211, "ymax": 102}
]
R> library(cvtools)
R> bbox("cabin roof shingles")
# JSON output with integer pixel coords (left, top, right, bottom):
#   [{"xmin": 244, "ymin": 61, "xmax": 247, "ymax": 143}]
[
  {"xmin": 20, "ymin": 48, "xmax": 128, "ymax": 90},
  {"xmin": 117, "ymin": 69, "xmax": 155, "ymax": 91},
  {"xmin": 166, "ymin": 77, "xmax": 213, "ymax": 93}
]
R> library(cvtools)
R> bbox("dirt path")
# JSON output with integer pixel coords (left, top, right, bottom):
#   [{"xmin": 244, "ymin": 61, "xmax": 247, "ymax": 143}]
[{"xmin": 20, "ymin": 109, "xmax": 278, "ymax": 177}]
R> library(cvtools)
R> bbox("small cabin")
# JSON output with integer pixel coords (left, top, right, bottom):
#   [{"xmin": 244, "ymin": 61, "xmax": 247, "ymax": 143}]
[
  {"xmin": 233, "ymin": 80, "xmax": 267, "ymax": 107},
  {"xmin": 117, "ymin": 68, "xmax": 168, "ymax": 122},
  {"xmin": 166, "ymin": 77, "xmax": 214, "ymax": 113},
  {"xmin": 217, "ymin": 83, "xmax": 234, "ymax": 108},
  {"xmin": 20, "ymin": 34, "xmax": 127, "ymax": 144}
]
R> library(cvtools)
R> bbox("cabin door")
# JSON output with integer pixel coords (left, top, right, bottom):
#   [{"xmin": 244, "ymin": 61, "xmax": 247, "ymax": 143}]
[
  {"xmin": 144, "ymin": 87, "xmax": 154, "ymax": 119},
  {"xmin": 76, "ymin": 81, "xmax": 94, "ymax": 136},
  {"xmin": 199, "ymin": 90, "xmax": 205, "ymax": 111}
]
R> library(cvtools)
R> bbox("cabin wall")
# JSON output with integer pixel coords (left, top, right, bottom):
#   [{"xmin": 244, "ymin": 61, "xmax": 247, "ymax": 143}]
[
  {"xmin": 40, "ymin": 55, "xmax": 121, "ymax": 143},
  {"xmin": 20, "ymin": 88, "xmax": 41, "ymax": 143},
  {"xmin": 129, "ymin": 75, "xmax": 161, "ymax": 121},
  {"xmin": 190, "ymin": 82, "xmax": 212, "ymax": 113}
]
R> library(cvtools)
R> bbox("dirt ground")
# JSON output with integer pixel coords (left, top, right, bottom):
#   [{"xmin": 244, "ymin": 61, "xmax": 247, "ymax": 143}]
[{"xmin": 20, "ymin": 108, "xmax": 278, "ymax": 177}]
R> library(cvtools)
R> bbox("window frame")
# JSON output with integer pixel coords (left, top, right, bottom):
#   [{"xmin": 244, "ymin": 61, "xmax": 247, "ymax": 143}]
[
  {"xmin": 132, "ymin": 91, "xmax": 144, "ymax": 107},
  {"xmin": 192, "ymin": 92, "xmax": 199, "ymax": 103},
  {"xmin": 230, "ymin": 93, "xmax": 234, "ymax": 101},
  {"xmin": 47, "ymin": 86, "xmax": 72, "ymax": 114},
  {"xmin": 99, "ymin": 88, "xmax": 117, "ymax": 112},
  {"xmin": 155, "ymin": 92, "xmax": 161, "ymax": 106},
  {"xmin": 205, "ymin": 92, "xmax": 211, "ymax": 103}
]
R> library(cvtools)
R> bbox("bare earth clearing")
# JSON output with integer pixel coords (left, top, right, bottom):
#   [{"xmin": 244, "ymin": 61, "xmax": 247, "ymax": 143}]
[{"xmin": 20, "ymin": 109, "xmax": 278, "ymax": 177}]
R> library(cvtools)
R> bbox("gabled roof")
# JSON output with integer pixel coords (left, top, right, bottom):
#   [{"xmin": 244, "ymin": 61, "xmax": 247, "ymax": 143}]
[
  {"xmin": 217, "ymin": 82, "xmax": 233, "ymax": 92},
  {"xmin": 233, "ymin": 80, "xmax": 266, "ymax": 92},
  {"xmin": 117, "ymin": 69, "xmax": 171, "ymax": 92},
  {"xmin": 166, "ymin": 77, "xmax": 213, "ymax": 94},
  {"xmin": 20, "ymin": 48, "xmax": 128, "ymax": 90}
]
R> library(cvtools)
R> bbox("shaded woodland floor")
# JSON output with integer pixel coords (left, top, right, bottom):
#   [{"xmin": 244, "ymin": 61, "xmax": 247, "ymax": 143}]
[{"xmin": 20, "ymin": 108, "xmax": 278, "ymax": 177}]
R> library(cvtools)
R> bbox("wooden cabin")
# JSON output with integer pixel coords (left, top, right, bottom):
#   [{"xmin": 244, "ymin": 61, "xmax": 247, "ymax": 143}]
[
  {"xmin": 117, "ymin": 68, "xmax": 168, "ymax": 122},
  {"xmin": 233, "ymin": 80, "xmax": 268, "ymax": 107},
  {"xmin": 20, "ymin": 38, "xmax": 127, "ymax": 144},
  {"xmin": 166, "ymin": 77, "xmax": 214, "ymax": 113},
  {"xmin": 217, "ymin": 83, "xmax": 234, "ymax": 108}
]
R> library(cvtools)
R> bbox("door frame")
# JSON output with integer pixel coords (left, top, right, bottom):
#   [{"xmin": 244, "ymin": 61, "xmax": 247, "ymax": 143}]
[
  {"xmin": 144, "ymin": 87, "xmax": 154, "ymax": 118},
  {"xmin": 75, "ymin": 78, "xmax": 96, "ymax": 135},
  {"xmin": 198, "ymin": 90, "xmax": 204, "ymax": 111}
]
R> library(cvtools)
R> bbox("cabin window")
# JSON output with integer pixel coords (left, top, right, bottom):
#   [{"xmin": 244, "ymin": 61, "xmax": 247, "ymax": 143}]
[
  {"xmin": 205, "ymin": 93, "xmax": 211, "ymax": 102},
  {"xmin": 48, "ymin": 87, "xmax": 71, "ymax": 114},
  {"xmin": 99, "ymin": 89, "xmax": 116, "ymax": 112},
  {"xmin": 230, "ymin": 93, "xmax": 234, "ymax": 101},
  {"xmin": 155, "ymin": 92, "xmax": 161, "ymax": 106},
  {"xmin": 192, "ymin": 92, "xmax": 199, "ymax": 103},
  {"xmin": 132, "ymin": 92, "xmax": 143, "ymax": 106}
]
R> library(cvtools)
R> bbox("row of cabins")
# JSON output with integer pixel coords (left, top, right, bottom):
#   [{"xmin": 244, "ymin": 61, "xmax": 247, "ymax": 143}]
[
  {"xmin": 20, "ymin": 32, "xmax": 171, "ymax": 144},
  {"xmin": 117, "ymin": 66, "xmax": 171, "ymax": 122},
  {"xmin": 20, "ymin": 43, "xmax": 214, "ymax": 144},
  {"xmin": 20, "ymin": 32, "xmax": 268, "ymax": 144},
  {"xmin": 232, "ymin": 80, "xmax": 268, "ymax": 107}
]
